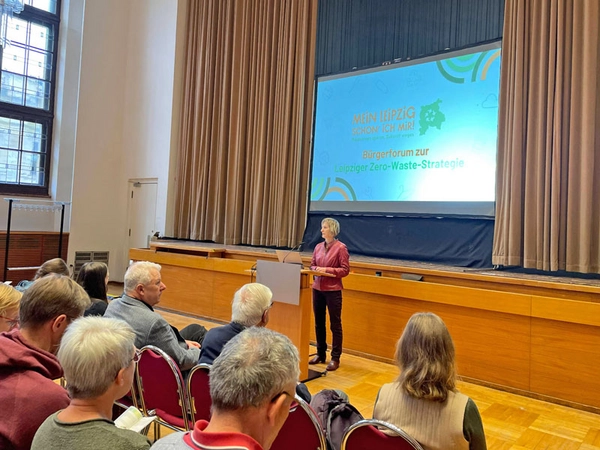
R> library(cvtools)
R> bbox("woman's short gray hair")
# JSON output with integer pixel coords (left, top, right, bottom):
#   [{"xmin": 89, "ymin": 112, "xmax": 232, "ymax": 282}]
[
  {"xmin": 124, "ymin": 261, "xmax": 161, "ymax": 293},
  {"xmin": 210, "ymin": 327, "xmax": 300, "ymax": 411},
  {"xmin": 57, "ymin": 316, "xmax": 136, "ymax": 399},
  {"xmin": 231, "ymin": 283, "xmax": 273, "ymax": 327},
  {"xmin": 322, "ymin": 217, "xmax": 340, "ymax": 237}
]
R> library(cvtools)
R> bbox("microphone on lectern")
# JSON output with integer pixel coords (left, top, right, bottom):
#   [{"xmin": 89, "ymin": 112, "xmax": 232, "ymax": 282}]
[{"xmin": 282, "ymin": 241, "xmax": 304, "ymax": 264}]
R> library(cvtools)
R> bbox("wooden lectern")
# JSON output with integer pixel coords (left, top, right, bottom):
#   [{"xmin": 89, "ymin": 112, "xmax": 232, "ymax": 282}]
[{"xmin": 256, "ymin": 260, "xmax": 331, "ymax": 380}]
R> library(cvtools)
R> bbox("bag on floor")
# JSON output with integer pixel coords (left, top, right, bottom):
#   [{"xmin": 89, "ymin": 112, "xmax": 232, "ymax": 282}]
[{"xmin": 310, "ymin": 389, "xmax": 364, "ymax": 450}]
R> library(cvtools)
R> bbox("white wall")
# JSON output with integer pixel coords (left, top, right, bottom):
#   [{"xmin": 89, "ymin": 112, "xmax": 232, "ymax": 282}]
[
  {"xmin": 121, "ymin": 0, "xmax": 185, "ymax": 239},
  {"xmin": 67, "ymin": 0, "xmax": 131, "ymax": 280},
  {"xmin": 67, "ymin": 0, "xmax": 184, "ymax": 280},
  {"xmin": 0, "ymin": 0, "xmax": 185, "ymax": 281}
]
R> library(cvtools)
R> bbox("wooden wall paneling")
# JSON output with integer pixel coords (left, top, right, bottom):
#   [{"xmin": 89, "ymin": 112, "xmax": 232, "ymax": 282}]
[
  {"xmin": 211, "ymin": 271, "xmax": 251, "ymax": 321},
  {"xmin": 530, "ymin": 318, "xmax": 600, "ymax": 408},
  {"xmin": 159, "ymin": 265, "xmax": 216, "ymax": 318},
  {"xmin": 8, "ymin": 235, "xmax": 42, "ymax": 268},
  {"xmin": 344, "ymin": 273, "xmax": 532, "ymax": 316},
  {"xmin": 531, "ymin": 296, "xmax": 600, "ymax": 327},
  {"xmin": 130, "ymin": 248, "xmax": 216, "ymax": 271},
  {"xmin": 0, "ymin": 232, "xmax": 70, "ymax": 282},
  {"xmin": 436, "ymin": 304, "xmax": 531, "ymax": 391},
  {"xmin": 41, "ymin": 234, "xmax": 69, "ymax": 261},
  {"xmin": 342, "ymin": 290, "xmax": 412, "ymax": 360},
  {"xmin": 344, "ymin": 260, "xmax": 600, "ymax": 303},
  {"xmin": 210, "ymin": 257, "xmax": 256, "ymax": 275}
]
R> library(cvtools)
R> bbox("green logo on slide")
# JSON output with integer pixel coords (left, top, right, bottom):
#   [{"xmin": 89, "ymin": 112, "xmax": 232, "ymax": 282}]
[
  {"xmin": 311, "ymin": 177, "xmax": 357, "ymax": 201},
  {"xmin": 436, "ymin": 50, "xmax": 501, "ymax": 83},
  {"xmin": 419, "ymin": 99, "xmax": 446, "ymax": 135}
]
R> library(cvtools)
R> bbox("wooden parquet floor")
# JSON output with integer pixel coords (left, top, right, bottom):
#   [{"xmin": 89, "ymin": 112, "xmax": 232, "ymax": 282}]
[{"xmin": 158, "ymin": 308, "xmax": 600, "ymax": 450}]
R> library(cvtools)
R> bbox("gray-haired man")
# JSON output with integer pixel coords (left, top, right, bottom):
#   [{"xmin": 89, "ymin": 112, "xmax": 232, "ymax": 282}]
[
  {"xmin": 199, "ymin": 282, "xmax": 272, "ymax": 365},
  {"xmin": 152, "ymin": 327, "xmax": 300, "ymax": 450},
  {"xmin": 105, "ymin": 261, "xmax": 206, "ymax": 370}
]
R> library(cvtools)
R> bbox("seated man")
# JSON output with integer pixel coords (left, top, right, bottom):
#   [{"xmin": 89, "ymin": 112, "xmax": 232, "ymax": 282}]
[
  {"xmin": 32, "ymin": 316, "xmax": 151, "ymax": 450},
  {"xmin": 152, "ymin": 327, "xmax": 300, "ymax": 450},
  {"xmin": 105, "ymin": 261, "xmax": 206, "ymax": 370},
  {"xmin": 0, "ymin": 275, "xmax": 90, "ymax": 450},
  {"xmin": 199, "ymin": 283, "xmax": 311, "ymax": 402},
  {"xmin": 199, "ymin": 282, "xmax": 272, "ymax": 364}
]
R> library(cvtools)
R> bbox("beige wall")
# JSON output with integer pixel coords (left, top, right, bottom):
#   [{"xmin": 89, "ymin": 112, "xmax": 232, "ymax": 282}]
[{"xmin": 69, "ymin": 0, "xmax": 185, "ymax": 280}]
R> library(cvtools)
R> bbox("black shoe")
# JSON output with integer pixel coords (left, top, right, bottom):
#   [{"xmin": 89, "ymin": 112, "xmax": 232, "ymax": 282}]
[{"xmin": 309, "ymin": 355, "xmax": 325, "ymax": 364}]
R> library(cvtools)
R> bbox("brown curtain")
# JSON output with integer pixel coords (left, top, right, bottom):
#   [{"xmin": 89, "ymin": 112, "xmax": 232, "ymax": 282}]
[
  {"xmin": 493, "ymin": 0, "xmax": 600, "ymax": 273},
  {"xmin": 174, "ymin": 0, "xmax": 317, "ymax": 247}
]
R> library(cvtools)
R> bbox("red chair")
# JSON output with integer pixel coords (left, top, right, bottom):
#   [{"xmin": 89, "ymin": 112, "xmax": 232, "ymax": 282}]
[
  {"xmin": 187, "ymin": 363, "xmax": 212, "ymax": 423},
  {"xmin": 136, "ymin": 345, "xmax": 190, "ymax": 436},
  {"xmin": 270, "ymin": 395, "xmax": 327, "ymax": 450},
  {"xmin": 115, "ymin": 387, "xmax": 139, "ymax": 410},
  {"xmin": 341, "ymin": 419, "xmax": 424, "ymax": 450},
  {"xmin": 115, "ymin": 360, "xmax": 140, "ymax": 411}
]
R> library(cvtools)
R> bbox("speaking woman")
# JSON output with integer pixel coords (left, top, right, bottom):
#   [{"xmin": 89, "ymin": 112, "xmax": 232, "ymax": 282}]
[{"xmin": 309, "ymin": 217, "xmax": 350, "ymax": 371}]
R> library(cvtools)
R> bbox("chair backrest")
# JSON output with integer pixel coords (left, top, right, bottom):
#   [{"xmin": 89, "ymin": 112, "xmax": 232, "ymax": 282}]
[
  {"xmin": 341, "ymin": 419, "xmax": 424, "ymax": 450},
  {"xmin": 136, "ymin": 345, "xmax": 190, "ymax": 431},
  {"xmin": 115, "ymin": 386, "xmax": 138, "ymax": 411},
  {"xmin": 270, "ymin": 395, "xmax": 327, "ymax": 450},
  {"xmin": 187, "ymin": 363, "xmax": 212, "ymax": 423}
]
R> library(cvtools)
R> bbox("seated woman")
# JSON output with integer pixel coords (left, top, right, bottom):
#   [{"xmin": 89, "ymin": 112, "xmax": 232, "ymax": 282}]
[
  {"xmin": 15, "ymin": 258, "xmax": 71, "ymax": 292},
  {"xmin": 76, "ymin": 262, "xmax": 110, "ymax": 317},
  {"xmin": 0, "ymin": 284, "xmax": 22, "ymax": 332},
  {"xmin": 373, "ymin": 312, "xmax": 486, "ymax": 450},
  {"xmin": 31, "ymin": 316, "xmax": 151, "ymax": 450}
]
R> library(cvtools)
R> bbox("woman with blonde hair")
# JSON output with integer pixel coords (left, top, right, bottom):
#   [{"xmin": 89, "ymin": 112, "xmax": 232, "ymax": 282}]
[
  {"xmin": 373, "ymin": 312, "xmax": 486, "ymax": 450},
  {"xmin": 309, "ymin": 217, "xmax": 350, "ymax": 371},
  {"xmin": 0, "ymin": 284, "xmax": 22, "ymax": 332}
]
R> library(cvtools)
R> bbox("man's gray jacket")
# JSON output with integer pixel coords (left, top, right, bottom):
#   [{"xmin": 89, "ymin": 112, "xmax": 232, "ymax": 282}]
[{"xmin": 105, "ymin": 294, "xmax": 200, "ymax": 370}]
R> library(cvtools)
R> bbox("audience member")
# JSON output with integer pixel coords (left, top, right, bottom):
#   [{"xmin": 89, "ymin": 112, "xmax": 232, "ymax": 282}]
[
  {"xmin": 105, "ymin": 261, "xmax": 206, "ymax": 370},
  {"xmin": 151, "ymin": 327, "xmax": 300, "ymax": 450},
  {"xmin": 32, "ymin": 316, "xmax": 151, "ymax": 450},
  {"xmin": 15, "ymin": 257, "xmax": 71, "ymax": 292},
  {"xmin": 76, "ymin": 261, "xmax": 110, "ymax": 316},
  {"xmin": 0, "ymin": 275, "xmax": 90, "ymax": 450},
  {"xmin": 199, "ymin": 282, "xmax": 272, "ymax": 364},
  {"xmin": 35, "ymin": 257, "xmax": 71, "ymax": 279},
  {"xmin": 0, "ymin": 284, "xmax": 22, "ymax": 332},
  {"xmin": 373, "ymin": 312, "xmax": 487, "ymax": 450},
  {"xmin": 199, "ymin": 283, "xmax": 310, "ymax": 402}
]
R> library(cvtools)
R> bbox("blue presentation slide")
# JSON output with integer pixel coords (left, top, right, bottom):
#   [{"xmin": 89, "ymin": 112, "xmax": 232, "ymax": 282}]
[{"xmin": 310, "ymin": 43, "xmax": 501, "ymax": 216}]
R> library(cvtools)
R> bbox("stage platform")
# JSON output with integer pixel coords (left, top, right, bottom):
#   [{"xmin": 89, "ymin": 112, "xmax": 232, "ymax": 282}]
[{"xmin": 130, "ymin": 239, "xmax": 600, "ymax": 413}]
